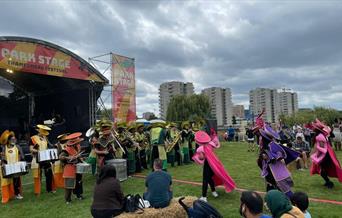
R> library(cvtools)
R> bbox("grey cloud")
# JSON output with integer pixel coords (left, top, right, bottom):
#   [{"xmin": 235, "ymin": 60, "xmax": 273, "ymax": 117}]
[{"xmin": 1, "ymin": 0, "xmax": 342, "ymax": 115}]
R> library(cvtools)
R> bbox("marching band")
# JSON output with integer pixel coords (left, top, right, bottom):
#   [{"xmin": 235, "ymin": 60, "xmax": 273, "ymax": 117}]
[{"xmin": 0, "ymin": 119, "xmax": 203, "ymax": 204}]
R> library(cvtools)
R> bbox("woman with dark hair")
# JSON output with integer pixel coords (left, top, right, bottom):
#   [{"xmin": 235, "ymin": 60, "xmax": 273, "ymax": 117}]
[{"xmin": 91, "ymin": 165, "xmax": 124, "ymax": 218}]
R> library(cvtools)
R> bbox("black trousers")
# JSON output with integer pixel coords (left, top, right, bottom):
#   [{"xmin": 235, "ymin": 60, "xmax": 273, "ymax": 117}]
[
  {"xmin": 13, "ymin": 177, "xmax": 21, "ymax": 195},
  {"xmin": 151, "ymin": 146, "xmax": 159, "ymax": 170},
  {"xmin": 320, "ymin": 154, "xmax": 332, "ymax": 183},
  {"xmin": 175, "ymin": 144, "xmax": 182, "ymax": 166},
  {"xmin": 135, "ymin": 149, "xmax": 142, "ymax": 173},
  {"xmin": 140, "ymin": 149, "xmax": 148, "ymax": 169},
  {"xmin": 202, "ymin": 160, "xmax": 215, "ymax": 197},
  {"xmin": 91, "ymin": 208, "xmax": 123, "ymax": 218},
  {"xmin": 39, "ymin": 162, "xmax": 53, "ymax": 192}
]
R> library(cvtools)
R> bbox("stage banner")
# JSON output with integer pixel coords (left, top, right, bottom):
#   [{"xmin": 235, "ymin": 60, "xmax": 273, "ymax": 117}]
[
  {"xmin": 0, "ymin": 40, "xmax": 104, "ymax": 82},
  {"xmin": 111, "ymin": 54, "xmax": 136, "ymax": 123}
]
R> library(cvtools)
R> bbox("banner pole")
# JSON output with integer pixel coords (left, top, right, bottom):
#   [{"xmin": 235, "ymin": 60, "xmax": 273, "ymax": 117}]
[{"xmin": 110, "ymin": 52, "xmax": 114, "ymax": 122}]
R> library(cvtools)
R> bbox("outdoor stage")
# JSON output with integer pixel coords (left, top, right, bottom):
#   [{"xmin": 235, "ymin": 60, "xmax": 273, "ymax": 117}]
[{"xmin": 0, "ymin": 36, "xmax": 108, "ymax": 143}]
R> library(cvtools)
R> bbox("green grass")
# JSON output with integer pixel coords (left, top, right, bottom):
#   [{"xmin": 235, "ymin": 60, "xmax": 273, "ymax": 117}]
[{"xmin": 1, "ymin": 142, "xmax": 342, "ymax": 217}]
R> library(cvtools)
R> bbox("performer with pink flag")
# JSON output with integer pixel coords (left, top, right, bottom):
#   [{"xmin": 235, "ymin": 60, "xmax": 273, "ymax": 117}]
[
  {"xmin": 310, "ymin": 119, "xmax": 342, "ymax": 188},
  {"xmin": 192, "ymin": 131, "xmax": 236, "ymax": 202}
]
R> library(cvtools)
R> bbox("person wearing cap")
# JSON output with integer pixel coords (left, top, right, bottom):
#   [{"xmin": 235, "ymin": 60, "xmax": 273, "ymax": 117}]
[
  {"xmin": 180, "ymin": 121, "xmax": 191, "ymax": 164},
  {"xmin": 30, "ymin": 124, "xmax": 55, "ymax": 195},
  {"xmin": 310, "ymin": 119, "xmax": 342, "ymax": 188},
  {"xmin": 0, "ymin": 130, "xmax": 25, "ymax": 203},
  {"xmin": 126, "ymin": 123, "xmax": 139, "ymax": 174},
  {"xmin": 95, "ymin": 120, "xmax": 117, "ymax": 171},
  {"xmin": 52, "ymin": 134, "xmax": 69, "ymax": 189},
  {"xmin": 135, "ymin": 123, "xmax": 148, "ymax": 170},
  {"xmin": 59, "ymin": 132, "xmax": 85, "ymax": 203},
  {"xmin": 193, "ymin": 131, "xmax": 236, "ymax": 202},
  {"xmin": 165, "ymin": 122, "xmax": 179, "ymax": 167},
  {"xmin": 150, "ymin": 121, "xmax": 168, "ymax": 171}
]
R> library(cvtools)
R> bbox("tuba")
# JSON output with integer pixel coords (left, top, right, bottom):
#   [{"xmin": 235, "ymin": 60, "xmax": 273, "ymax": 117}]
[{"xmin": 166, "ymin": 132, "xmax": 181, "ymax": 153}]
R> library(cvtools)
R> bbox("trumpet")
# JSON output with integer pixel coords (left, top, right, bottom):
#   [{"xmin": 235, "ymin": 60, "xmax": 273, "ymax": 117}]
[{"xmin": 166, "ymin": 132, "xmax": 181, "ymax": 153}]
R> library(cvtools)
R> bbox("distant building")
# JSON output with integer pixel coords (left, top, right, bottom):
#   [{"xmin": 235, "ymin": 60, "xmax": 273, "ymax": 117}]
[
  {"xmin": 278, "ymin": 88, "xmax": 298, "ymax": 116},
  {"xmin": 249, "ymin": 87, "xmax": 299, "ymax": 123},
  {"xmin": 142, "ymin": 112, "xmax": 156, "ymax": 120},
  {"xmin": 201, "ymin": 87, "xmax": 233, "ymax": 126},
  {"xmin": 233, "ymin": 105, "xmax": 245, "ymax": 119},
  {"xmin": 159, "ymin": 81, "xmax": 194, "ymax": 119},
  {"xmin": 249, "ymin": 88, "xmax": 279, "ymax": 123}
]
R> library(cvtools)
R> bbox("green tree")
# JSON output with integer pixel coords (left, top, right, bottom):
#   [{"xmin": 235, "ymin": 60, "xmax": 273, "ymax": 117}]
[
  {"xmin": 280, "ymin": 107, "xmax": 342, "ymax": 126},
  {"xmin": 166, "ymin": 94, "xmax": 211, "ymax": 122},
  {"xmin": 232, "ymin": 116, "xmax": 237, "ymax": 125}
]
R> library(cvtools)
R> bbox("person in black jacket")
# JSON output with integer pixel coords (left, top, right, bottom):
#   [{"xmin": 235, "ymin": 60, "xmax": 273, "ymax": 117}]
[{"xmin": 91, "ymin": 165, "xmax": 124, "ymax": 218}]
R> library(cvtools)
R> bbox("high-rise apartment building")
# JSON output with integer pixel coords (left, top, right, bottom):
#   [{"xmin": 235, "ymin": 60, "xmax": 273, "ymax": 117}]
[
  {"xmin": 201, "ymin": 87, "xmax": 233, "ymax": 126},
  {"xmin": 159, "ymin": 81, "xmax": 194, "ymax": 119},
  {"xmin": 249, "ymin": 88, "xmax": 299, "ymax": 123},
  {"xmin": 278, "ymin": 88, "xmax": 299, "ymax": 116},
  {"xmin": 249, "ymin": 88, "xmax": 279, "ymax": 123}
]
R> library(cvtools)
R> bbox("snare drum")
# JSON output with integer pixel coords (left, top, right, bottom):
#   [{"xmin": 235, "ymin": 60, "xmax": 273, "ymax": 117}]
[
  {"xmin": 37, "ymin": 149, "xmax": 59, "ymax": 162},
  {"xmin": 76, "ymin": 163, "xmax": 91, "ymax": 174},
  {"xmin": 1, "ymin": 161, "xmax": 29, "ymax": 178},
  {"xmin": 105, "ymin": 159, "xmax": 127, "ymax": 181}
]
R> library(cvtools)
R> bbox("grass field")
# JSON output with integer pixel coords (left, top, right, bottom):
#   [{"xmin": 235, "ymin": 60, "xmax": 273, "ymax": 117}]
[{"xmin": 1, "ymin": 142, "xmax": 342, "ymax": 218}]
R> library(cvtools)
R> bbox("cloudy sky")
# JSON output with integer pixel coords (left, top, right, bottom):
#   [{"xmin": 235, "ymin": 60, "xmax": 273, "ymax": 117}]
[{"xmin": 1, "ymin": 0, "xmax": 342, "ymax": 116}]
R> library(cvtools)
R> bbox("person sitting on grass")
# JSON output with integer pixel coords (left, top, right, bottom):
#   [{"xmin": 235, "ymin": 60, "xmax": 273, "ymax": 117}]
[
  {"xmin": 143, "ymin": 158, "xmax": 172, "ymax": 208},
  {"xmin": 239, "ymin": 191, "xmax": 271, "ymax": 218},
  {"xmin": 91, "ymin": 165, "xmax": 124, "ymax": 218},
  {"xmin": 290, "ymin": 192, "xmax": 311, "ymax": 218},
  {"xmin": 265, "ymin": 190, "xmax": 304, "ymax": 218}
]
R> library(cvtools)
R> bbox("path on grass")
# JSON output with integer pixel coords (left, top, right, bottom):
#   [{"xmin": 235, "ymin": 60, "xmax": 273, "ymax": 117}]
[{"xmin": 133, "ymin": 174, "xmax": 342, "ymax": 206}]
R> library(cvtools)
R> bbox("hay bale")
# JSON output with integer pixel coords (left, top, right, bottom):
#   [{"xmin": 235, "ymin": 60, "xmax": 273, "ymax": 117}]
[{"xmin": 117, "ymin": 196, "xmax": 197, "ymax": 218}]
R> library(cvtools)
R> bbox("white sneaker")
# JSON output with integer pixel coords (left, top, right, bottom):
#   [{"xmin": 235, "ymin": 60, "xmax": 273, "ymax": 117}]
[
  {"xmin": 199, "ymin": 197, "xmax": 207, "ymax": 202},
  {"xmin": 15, "ymin": 194, "xmax": 23, "ymax": 200},
  {"xmin": 212, "ymin": 191, "xmax": 219, "ymax": 198}
]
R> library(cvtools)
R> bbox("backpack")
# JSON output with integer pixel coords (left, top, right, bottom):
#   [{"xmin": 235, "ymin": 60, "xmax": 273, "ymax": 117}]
[
  {"xmin": 179, "ymin": 197, "xmax": 223, "ymax": 218},
  {"xmin": 124, "ymin": 194, "xmax": 145, "ymax": 213}
]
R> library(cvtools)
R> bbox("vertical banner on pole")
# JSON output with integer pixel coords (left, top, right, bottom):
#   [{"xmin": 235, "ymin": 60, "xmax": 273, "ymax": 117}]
[{"xmin": 111, "ymin": 54, "xmax": 136, "ymax": 123}]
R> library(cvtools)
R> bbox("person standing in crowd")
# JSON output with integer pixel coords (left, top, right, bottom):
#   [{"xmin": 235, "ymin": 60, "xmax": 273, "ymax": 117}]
[
  {"xmin": 246, "ymin": 127, "xmax": 256, "ymax": 152},
  {"xmin": 30, "ymin": 124, "xmax": 55, "ymax": 195},
  {"xmin": 332, "ymin": 120, "xmax": 342, "ymax": 151},
  {"xmin": 59, "ymin": 132, "xmax": 85, "ymax": 204},
  {"xmin": 94, "ymin": 121, "xmax": 116, "ymax": 172},
  {"xmin": 85, "ymin": 128, "xmax": 98, "ymax": 176},
  {"xmin": 126, "ymin": 124, "xmax": 139, "ymax": 174},
  {"xmin": 180, "ymin": 121, "xmax": 191, "ymax": 164},
  {"xmin": 165, "ymin": 122, "xmax": 180, "ymax": 167},
  {"xmin": 91, "ymin": 165, "xmax": 124, "ymax": 218},
  {"xmin": 150, "ymin": 121, "xmax": 168, "ymax": 171},
  {"xmin": 293, "ymin": 136, "xmax": 311, "ymax": 170},
  {"xmin": 193, "ymin": 131, "xmax": 236, "ymax": 202},
  {"xmin": 135, "ymin": 123, "xmax": 148, "ymax": 170},
  {"xmin": 227, "ymin": 125, "xmax": 235, "ymax": 142},
  {"xmin": 239, "ymin": 191, "xmax": 271, "ymax": 218},
  {"xmin": 265, "ymin": 190, "xmax": 304, "ymax": 218},
  {"xmin": 143, "ymin": 158, "xmax": 172, "ymax": 208},
  {"xmin": 310, "ymin": 119, "xmax": 342, "ymax": 188},
  {"xmin": 290, "ymin": 192, "xmax": 312, "ymax": 218},
  {"xmin": 0, "ymin": 130, "xmax": 24, "ymax": 203},
  {"xmin": 53, "ymin": 134, "xmax": 69, "ymax": 189}
]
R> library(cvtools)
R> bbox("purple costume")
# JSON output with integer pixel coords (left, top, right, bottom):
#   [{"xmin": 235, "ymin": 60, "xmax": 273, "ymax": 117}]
[{"xmin": 258, "ymin": 125, "xmax": 300, "ymax": 198}]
